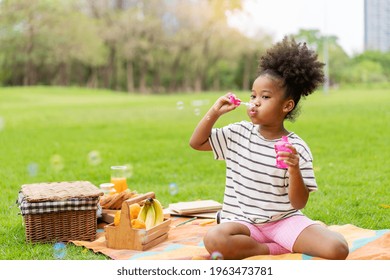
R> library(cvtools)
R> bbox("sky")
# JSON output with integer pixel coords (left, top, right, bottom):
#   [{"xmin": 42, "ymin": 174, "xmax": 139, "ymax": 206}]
[{"xmin": 227, "ymin": 0, "xmax": 364, "ymax": 56}]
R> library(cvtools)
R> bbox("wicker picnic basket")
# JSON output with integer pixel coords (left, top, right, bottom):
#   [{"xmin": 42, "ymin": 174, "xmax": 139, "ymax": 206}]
[{"xmin": 18, "ymin": 181, "xmax": 103, "ymax": 243}]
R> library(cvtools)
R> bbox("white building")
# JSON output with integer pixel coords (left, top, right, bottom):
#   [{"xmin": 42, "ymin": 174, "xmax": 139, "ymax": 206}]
[{"xmin": 364, "ymin": 0, "xmax": 390, "ymax": 52}]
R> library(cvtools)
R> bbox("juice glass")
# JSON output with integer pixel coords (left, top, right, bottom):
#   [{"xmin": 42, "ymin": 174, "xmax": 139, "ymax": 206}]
[{"xmin": 110, "ymin": 166, "xmax": 128, "ymax": 193}]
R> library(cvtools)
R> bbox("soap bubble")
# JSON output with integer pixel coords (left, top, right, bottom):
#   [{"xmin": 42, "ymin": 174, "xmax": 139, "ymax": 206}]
[
  {"xmin": 176, "ymin": 101, "xmax": 184, "ymax": 110},
  {"xmin": 191, "ymin": 99, "xmax": 209, "ymax": 116},
  {"xmin": 53, "ymin": 242, "xmax": 66, "ymax": 259},
  {"xmin": 50, "ymin": 154, "xmax": 64, "ymax": 172},
  {"xmin": 210, "ymin": 251, "xmax": 224, "ymax": 260},
  {"xmin": 168, "ymin": 183, "xmax": 178, "ymax": 196},
  {"xmin": 87, "ymin": 150, "xmax": 102, "ymax": 166},
  {"xmin": 0, "ymin": 116, "xmax": 4, "ymax": 132},
  {"xmin": 124, "ymin": 163, "xmax": 134, "ymax": 178},
  {"xmin": 191, "ymin": 99, "xmax": 209, "ymax": 107},
  {"xmin": 194, "ymin": 108, "xmax": 201, "ymax": 116},
  {"xmin": 191, "ymin": 100, "xmax": 203, "ymax": 107},
  {"xmin": 314, "ymin": 166, "xmax": 321, "ymax": 172},
  {"xmin": 27, "ymin": 162, "xmax": 39, "ymax": 177}
]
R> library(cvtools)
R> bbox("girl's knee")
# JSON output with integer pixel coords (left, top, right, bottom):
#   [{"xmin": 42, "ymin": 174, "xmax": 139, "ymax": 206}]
[
  {"xmin": 204, "ymin": 227, "xmax": 228, "ymax": 253},
  {"xmin": 203, "ymin": 223, "xmax": 246, "ymax": 256},
  {"xmin": 327, "ymin": 238, "xmax": 349, "ymax": 260},
  {"xmin": 294, "ymin": 225, "xmax": 349, "ymax": 260}
]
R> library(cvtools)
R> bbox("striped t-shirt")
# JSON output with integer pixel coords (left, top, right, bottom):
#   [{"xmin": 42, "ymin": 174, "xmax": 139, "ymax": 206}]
[{"xmin": 209, "ymin": 121, "xmax": 317, "ymax": 224}]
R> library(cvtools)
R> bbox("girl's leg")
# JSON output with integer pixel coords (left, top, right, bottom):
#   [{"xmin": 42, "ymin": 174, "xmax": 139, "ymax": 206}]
[
  {"xmin": 203, "ymin": 222, "xmax": 269, "ymax": 259},
  {"xmin": 293, "ymin": 224, "xmax": 349, "ymax": 260}
]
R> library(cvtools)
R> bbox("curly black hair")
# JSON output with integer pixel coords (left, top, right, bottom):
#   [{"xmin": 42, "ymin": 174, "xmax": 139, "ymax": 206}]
[{"xmin": 258, "ymin": 36, "xmax": 325, "ymax": 120}]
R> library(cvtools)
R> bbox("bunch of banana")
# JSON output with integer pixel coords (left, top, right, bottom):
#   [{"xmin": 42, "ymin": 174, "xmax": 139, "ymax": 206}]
[{"xmin": 136, "ymin": 198, "xmax": 164, "ymax": 230}]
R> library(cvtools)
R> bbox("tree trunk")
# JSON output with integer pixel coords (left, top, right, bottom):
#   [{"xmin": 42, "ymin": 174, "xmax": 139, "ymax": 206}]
[
  {"xmin": 152, "ymin": 67, "xmax": 161, "ymax": 93},
  {"xmin": 23, "ymin": 60, "xmax": 33, "ymax": 86},
  {"xmin": 194, "ymin": 75, "xmax": 202, "ymax": 92},
  {"xmin": 87, "ymin": 67, "xmax": 98, "ymax": 88},
  {"xmin": 139, "ymin": 62, "xmax": 148, "ymax": 94},
  {"xmin": 168, "ymin": 56, "xmax": 180, "ymax": 92},
  {"xmin": 59, "ymin": 62, "xmax": 69, "ymax": 86},
  {"xmin": 24, "ymin": 16, "xmax": 35, "ymax": 86},
  {"xmin": 213, "ymin": 76, "xmax": 220, "ymax": 91},
  {"xmin": 242, "ymin": 55, "xmax": 251, "ymax": 90},
  {"xmin": 115, "ymin": 58, "xmax": 122, "ymax": 91},
  {"xmin": 183, "ymin": 76, "xmax": 192, "ymax": 92},
  {"xmin": 103, "ymin": 46, "xmax": 116, "ymax": 89},
  {"xmin": 126, "ymin": 61, "xmax": 134, "ymax": 93}
]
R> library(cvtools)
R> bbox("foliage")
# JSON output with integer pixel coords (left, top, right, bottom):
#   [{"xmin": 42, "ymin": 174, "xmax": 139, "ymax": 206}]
[
  {"xmin": 0, "ymin": 86, "xmax": 389, "ymax": 259},
  {"xmin": 345, "ymin": 51, "xmax": 390, "ymax": 83},
  {"xmin": 345, "ymin": 60, "xmax": 387, "ymax": 83},
  {"xmin": 294, "ymin": 29, "xmax": 390, "ymax": 85},
  {"xmin": 294, "ymin": 29, "xmax": 348, "ymax": 85},
  {"xmin": 0, "ymin": 1, "xmax": 389, "ymax": 92},
  {"xmin": 0, "ymin": 0, "xmax": 254, "ymax": 92}
]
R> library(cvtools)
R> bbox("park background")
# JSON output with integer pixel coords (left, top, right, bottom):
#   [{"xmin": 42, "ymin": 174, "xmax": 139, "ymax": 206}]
[{"xmin": 0, "ymin": 0, "xmax": 389, "ymax": 260}]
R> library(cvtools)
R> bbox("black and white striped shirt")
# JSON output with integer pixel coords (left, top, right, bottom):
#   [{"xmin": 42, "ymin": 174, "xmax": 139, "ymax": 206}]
[{"xmin": 209, "ymin": 121, "xmax": 317, "ymax": 224}]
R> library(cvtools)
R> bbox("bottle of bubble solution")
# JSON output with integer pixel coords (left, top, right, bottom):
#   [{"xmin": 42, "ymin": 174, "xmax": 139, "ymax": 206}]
[{"xmin": 274, "ymin": 136, "xmax": 292, "ymax": 169}]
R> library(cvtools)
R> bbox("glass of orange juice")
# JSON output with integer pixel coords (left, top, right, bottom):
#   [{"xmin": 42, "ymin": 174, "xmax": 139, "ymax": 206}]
[{"xmin": 110, "ymin": 166, "xmax": 128, "ymax": 193}]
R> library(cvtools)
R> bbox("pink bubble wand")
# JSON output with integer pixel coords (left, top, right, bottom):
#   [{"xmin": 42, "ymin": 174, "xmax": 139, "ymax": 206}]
[{"xmin": 228, "ymin": 94, "xmax": 255, "ymax": 108}]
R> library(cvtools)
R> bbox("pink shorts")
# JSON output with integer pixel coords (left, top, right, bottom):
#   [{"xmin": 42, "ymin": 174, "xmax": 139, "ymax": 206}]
[{"xmin": 236, "ymin": 215, "xmax": 318, "ymax": 255}]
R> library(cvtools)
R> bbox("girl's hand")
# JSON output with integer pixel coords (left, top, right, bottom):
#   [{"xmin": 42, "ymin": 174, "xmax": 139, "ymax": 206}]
[
  {"xmin": 211, "ymin": 92, "xmax": 239, "ymax": 116},
  {"xmin": 277, "ymin": 144, "xmax": 300, "ymax": 170},
  {"xmin": 281, "ymin": 144, "xmax": 309, "ymax": 210}
]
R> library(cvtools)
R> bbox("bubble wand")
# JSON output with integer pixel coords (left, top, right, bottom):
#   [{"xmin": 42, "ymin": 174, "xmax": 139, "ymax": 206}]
[{"xmin": 228, "ymin": 94, "xmax": 255, "ymax": 108}]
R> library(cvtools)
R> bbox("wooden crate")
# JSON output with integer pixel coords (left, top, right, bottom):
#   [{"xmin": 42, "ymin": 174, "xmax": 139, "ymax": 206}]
[
  {"xmin": 104, "ymin": 192, "xmax": 171, "ymax": 250},
  {"xmin": 100, "ymin": 209, "xmax": 117, "ymax": 224}
]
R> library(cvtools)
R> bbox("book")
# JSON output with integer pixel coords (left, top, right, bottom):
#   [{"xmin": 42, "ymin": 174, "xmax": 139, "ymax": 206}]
[
  {"xmin": 168, "ymin": 200, "xmax": 222, "ymax": 215},
  {"xmin": 163, "ymin": 208, "xmax": 217, "ymax": 219}
]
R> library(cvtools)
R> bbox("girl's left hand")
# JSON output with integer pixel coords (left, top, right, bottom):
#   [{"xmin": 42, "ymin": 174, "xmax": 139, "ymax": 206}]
[{"xmin": 277, "ymin": 144, "xmax": 299, "ymax": 168}]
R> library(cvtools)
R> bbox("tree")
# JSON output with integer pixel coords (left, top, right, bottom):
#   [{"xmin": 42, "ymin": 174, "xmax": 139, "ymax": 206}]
[
  {"xmin": 343, "ymin": 52, "xmax": 389, "ymax": 83},
  {"xmin": 0, "ymin": 0, "xmax": 52, "ymax": 85},
  {"xmin": 47, "ymin": 4, "xmax": 107, "ymax": 86},
  {"xmin": 0, "ymin": 0, "xmax": 107, "ymax": 87},
  {"xmin": 352, "ymin": 51, "xmax": 390, "ymax": 80},
  {"xmin": 0, "ymin": 0, "xmax": 276, "ymax": 92},
  {"xmin": 293, "ymin": 29, "xmax": 349, "ymax": 86}
]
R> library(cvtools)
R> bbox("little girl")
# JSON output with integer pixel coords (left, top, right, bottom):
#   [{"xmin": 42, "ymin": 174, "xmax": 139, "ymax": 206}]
[{"xmin": 189, "ymin": 37, "xmax": 349, "ymax": 260}]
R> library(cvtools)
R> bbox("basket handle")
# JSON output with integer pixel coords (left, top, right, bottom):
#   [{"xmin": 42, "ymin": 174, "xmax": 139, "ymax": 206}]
[
  {"xmin": 119, "ymin": 192, "xmax": 155, "ymax": 228},
  {"xmin": 123, "ymin": 191, "xmax": 155, "ymax": 207}
]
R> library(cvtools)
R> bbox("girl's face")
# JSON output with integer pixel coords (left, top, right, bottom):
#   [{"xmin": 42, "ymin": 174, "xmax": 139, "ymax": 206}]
[{"xmin": 247, "ymin": 75, "xmax": 293, "ymax": 126}]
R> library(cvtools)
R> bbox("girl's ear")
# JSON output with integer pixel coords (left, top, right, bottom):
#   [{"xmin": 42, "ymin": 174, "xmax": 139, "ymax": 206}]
[{"xmin": 283, "ymin": 99, "xmax": 295, "ymax": 113}]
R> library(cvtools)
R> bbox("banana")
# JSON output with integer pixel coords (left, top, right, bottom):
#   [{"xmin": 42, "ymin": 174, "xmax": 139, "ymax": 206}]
[
  {"xmin": 137, "ymin": 201, "xmax": 150, "ymax": 222},
  {"xmin": 144, "ymin": 201, "xmax": 156, "ymax": 230},
  {"xmin": 152, "ymin": 198, "xmax": 164, "ymax": 226},
  {"xmin": 136, "ymin": 198, "xmax": 164, "ymax": 229}
]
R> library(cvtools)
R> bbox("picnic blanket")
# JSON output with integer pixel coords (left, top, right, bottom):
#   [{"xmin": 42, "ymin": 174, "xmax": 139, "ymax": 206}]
[{"xmin": 71, "ymin": 217, "xmax": 390, "ymax": 260}]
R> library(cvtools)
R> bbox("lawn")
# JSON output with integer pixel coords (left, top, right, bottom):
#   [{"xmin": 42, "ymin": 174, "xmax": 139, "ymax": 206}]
[{"xmin": 0, "ymin": 85, "xmax": 389, "ymax": 260}]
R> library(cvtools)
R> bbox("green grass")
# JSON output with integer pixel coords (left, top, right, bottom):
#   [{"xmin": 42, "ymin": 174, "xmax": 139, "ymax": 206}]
[{"xmin": 0, "ymin": 85, "xmax": 389, "ymax": 260}]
